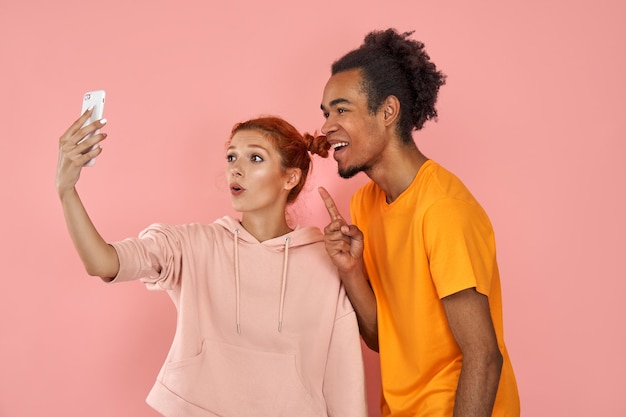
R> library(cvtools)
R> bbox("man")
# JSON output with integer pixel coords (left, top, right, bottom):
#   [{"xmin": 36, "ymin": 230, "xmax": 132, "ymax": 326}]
[{"xmin": 318, "ymin": 28, "xmax": 520, "ymax": 417}]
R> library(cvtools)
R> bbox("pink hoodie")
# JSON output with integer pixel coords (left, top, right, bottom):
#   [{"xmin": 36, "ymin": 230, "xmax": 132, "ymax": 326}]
[{"xmin": 110, "ymin": 216, "xmax": 367, "ymax": 417}]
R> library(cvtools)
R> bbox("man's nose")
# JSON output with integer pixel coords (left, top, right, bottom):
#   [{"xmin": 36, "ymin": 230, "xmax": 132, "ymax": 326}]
[{"xmin": 321, "ymin": 116, "xmax": 336, "ymax": 136}]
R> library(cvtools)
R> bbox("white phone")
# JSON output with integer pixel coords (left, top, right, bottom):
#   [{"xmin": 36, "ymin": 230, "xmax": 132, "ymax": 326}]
[{"xmin": 79, "ymin": 90, "xmax": 106, "ymax": 167}]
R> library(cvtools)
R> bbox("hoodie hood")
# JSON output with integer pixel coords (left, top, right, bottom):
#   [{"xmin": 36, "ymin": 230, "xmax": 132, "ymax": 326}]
[
  {"xmin": 214, "ymin": 216, "xmax": 324, "ymax": 334},
  {"xmin": 214, "ymin": 216, "xmax": 324, "ymax": 248}
]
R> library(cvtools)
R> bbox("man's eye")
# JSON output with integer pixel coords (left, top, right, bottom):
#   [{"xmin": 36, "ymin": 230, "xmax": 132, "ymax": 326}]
[
  {"xmin": 323, "ymin": 112, "xmax": 329, "ymax": 118},
  {"xmin": 338, "ymin": 108, "xmax": 346, "ymax": 114}
]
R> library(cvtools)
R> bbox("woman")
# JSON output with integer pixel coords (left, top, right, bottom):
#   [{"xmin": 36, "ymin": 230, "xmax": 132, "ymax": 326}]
[{"xmin": 56, "ymin": 110, "xmax": 367, "ymax": 417}]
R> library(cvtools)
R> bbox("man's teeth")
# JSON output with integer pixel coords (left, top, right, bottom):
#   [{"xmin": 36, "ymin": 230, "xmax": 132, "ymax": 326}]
[{"xmin": 331, "ymin": 142, "xmax": 348, "ymax": 150}]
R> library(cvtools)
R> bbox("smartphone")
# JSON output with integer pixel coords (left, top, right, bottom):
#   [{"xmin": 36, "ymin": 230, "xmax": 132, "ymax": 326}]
[{"xmin": 79, "ymin": 90, "xmax": 106, "ymax": 167}]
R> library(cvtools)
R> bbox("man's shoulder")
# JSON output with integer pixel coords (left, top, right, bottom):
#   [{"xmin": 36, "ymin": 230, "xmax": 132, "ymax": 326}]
[{"xmin": 417, "ymin": 160, "xmax": 473, "ymax": 199}]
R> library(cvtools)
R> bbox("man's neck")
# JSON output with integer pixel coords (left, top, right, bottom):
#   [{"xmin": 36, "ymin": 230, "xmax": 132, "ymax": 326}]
[{"xmin": 366, "ymin": 141, "xmax": 428, "ymax": 203}]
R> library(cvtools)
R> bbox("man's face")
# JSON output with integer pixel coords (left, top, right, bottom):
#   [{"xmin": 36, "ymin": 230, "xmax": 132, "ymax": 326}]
[{"xmin": 320, "ymin": 69, "xmax": 386, "ymax": 179}]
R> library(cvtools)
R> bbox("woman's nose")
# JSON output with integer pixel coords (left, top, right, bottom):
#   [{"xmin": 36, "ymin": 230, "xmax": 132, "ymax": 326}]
[
  {"xmin": 230, "ymin": 160, "xmax": 243, "ymax": 177},
  {"xmin": 231, "ymin": 166, "xmax": 242, "ymax": 176}
]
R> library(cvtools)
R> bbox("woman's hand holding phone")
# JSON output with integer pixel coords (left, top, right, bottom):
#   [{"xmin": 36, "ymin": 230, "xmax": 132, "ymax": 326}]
[{"xmin": 56, "ymin": 107, "xmax": 108, "ymax": 198}]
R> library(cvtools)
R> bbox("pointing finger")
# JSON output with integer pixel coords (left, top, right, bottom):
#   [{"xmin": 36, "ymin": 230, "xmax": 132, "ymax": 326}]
[{"xmin": 318, "ymin": 187, "xmax": 344, "ymax": 222}]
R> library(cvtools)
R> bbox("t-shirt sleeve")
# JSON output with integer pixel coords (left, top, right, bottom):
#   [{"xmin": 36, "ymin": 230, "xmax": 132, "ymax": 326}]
[
  {"xmin": 424, "ymin": 198, "xmax": 497, "ymax": 299},
  {"xmin": 109, "ymin": 223, "xmax": 184, "ymax": 291}
]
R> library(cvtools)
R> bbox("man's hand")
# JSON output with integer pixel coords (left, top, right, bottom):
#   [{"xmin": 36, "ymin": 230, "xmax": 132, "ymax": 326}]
[{"xmin": 318, "ymin": 187, "xmax": 364, "ymax": 276}]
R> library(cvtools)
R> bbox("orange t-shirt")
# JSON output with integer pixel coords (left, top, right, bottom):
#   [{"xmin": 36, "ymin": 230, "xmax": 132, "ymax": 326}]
[{"xmin": 351, "ymin": 160, "xmax": 520, "ymax": 416}]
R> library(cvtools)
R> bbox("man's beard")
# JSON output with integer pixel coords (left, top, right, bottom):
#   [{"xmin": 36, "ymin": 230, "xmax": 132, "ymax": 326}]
[{"xmin": 339, "ymin": 163, "xmax": 369, "ymax": 179}]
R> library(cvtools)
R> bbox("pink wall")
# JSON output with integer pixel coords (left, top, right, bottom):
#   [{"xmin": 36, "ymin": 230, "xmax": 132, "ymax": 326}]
[{"xmin": 1, "ymin": 1, "xmax": 625, "ymax": 416}]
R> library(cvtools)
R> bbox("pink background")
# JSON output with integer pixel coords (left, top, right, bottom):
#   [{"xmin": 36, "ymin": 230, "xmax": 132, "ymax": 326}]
[{"xmin": 1, "ymin": 1, "xmax": 625, "ymax": 416}]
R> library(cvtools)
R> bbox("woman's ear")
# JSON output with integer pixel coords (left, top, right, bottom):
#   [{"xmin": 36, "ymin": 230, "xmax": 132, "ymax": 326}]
[{"xmin": 284, "ymin": 168, "xmax": 302, "ymax": 191}]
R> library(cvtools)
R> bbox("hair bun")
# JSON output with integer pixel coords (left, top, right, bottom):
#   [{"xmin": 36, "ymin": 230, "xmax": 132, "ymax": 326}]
[{"xmin": 303, "ymin": 133, "xmax": 330, "ymax": 158}]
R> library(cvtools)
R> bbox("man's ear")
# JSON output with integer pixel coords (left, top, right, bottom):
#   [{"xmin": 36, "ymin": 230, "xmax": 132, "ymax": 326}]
[
  {"xmin": 284, "ymin": 168, "xmax": 302, "ymax": 191},
  {"xmin": 381, "ymin": 95, "xmax": 400, "ymax": 127}
]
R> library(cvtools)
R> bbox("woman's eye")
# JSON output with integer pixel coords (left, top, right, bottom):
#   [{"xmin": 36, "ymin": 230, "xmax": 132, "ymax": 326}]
[
  {"xmin": 251, "ymin": 155, "xmax": 263, "ymax": 162},
  {"xmin": 226, "ymin": 154, "xmax": 235, "ymax": 162}
]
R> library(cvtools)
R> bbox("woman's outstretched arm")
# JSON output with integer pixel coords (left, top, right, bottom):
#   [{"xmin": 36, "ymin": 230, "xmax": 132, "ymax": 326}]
[{"xmin": 56, "ymin": 109, "xmax": 119, "ymax": 281}]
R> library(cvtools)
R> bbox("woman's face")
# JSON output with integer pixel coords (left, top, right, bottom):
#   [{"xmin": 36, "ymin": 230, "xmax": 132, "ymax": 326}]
[{"xmin": 226, "ymin": 130, "xmax": 293, "ymax": 215}]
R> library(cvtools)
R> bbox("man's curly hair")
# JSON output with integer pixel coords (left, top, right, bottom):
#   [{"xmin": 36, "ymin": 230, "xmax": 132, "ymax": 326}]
[{"xmin": 331, "ymin": 28, "xmax": 446, "ymax": 143}]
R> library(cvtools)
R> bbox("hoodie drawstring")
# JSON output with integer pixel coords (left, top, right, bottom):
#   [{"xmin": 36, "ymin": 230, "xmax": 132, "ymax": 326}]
[
  {"xmin": 233, "ymin": 229, "xmax": 241, "ymax": 334},
  {"xmin": 233, "ymin": 230, "xmax": 291, "ymax": 334},
  {"xmin": 278, "ymin": 236, "xmax": 291, "ymax": 332}
]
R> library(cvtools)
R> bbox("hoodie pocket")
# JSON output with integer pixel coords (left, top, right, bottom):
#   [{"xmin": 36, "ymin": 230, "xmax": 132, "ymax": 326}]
[{"xmin": 162, "ymin": 339, "xmax": 324, "ymax": 417}]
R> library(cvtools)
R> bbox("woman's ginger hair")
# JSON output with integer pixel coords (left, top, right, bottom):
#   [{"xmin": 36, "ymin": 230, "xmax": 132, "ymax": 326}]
[{"xmin": 230, "ymin": 116, "xmax": 330, "ymax": 203}]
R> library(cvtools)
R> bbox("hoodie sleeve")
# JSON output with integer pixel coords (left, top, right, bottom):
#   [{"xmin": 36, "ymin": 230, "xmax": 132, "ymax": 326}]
[
  {"xmin": 323, "ymin": 288, "xmax": 368, "ymax": 417},
  {"xmin": 109, "ymin": 223, "xmax": 184, "ymax": 291}
]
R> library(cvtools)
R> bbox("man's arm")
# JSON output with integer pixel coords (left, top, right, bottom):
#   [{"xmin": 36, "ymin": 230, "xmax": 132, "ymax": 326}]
[
  {"xmin": 318, "ymin": 187, "xmax": 379, "ymax": 351},
  {"xmin": 335, "ymin": 260, "xmax": 378, "ymax": 352},
  {"xmin": 442, "ymin": 288, "xmax": 503, "ymax": 417}
]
